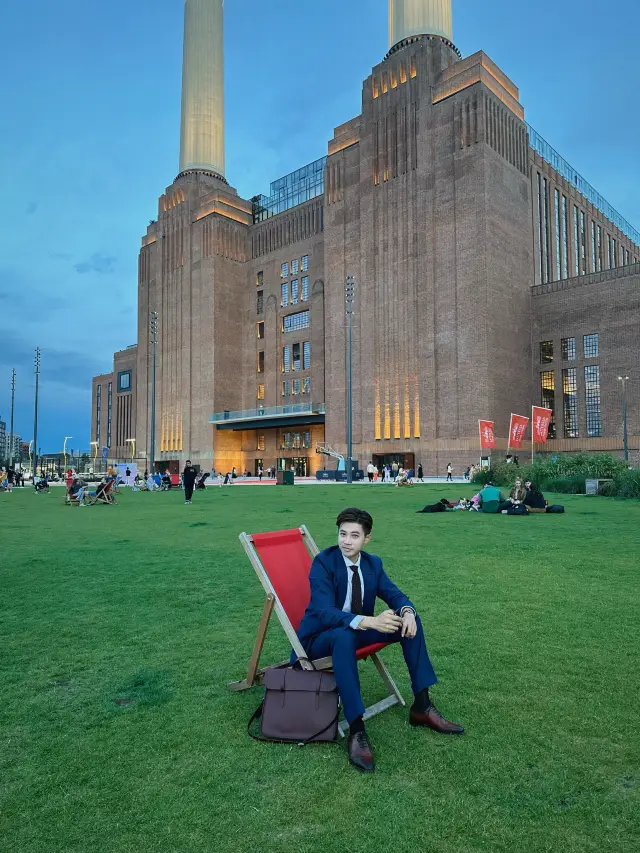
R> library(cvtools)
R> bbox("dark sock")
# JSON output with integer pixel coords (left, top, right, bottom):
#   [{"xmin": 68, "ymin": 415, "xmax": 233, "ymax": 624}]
[
  {"xmin": 413, "ymin": 688, "xmax": 431, "ymax": 712},
  {"xmin": 349, "ymin": 716, "xmax": 365, "ymax": 736}
]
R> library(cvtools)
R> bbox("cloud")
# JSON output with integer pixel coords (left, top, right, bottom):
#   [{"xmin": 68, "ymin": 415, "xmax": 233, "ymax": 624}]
[
  {"xmin": 0, "ymin": 330, "xmax": 104, "ymax": 392},
  {"xmin": 74, "ymin": 253, "xmax": 117, "ymax": 275}
]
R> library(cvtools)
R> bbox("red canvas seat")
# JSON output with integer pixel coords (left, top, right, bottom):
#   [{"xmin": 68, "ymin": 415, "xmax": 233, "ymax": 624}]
[{"xmin": 230, "ymin": 526, "xmax": 405, "ymax": 735}]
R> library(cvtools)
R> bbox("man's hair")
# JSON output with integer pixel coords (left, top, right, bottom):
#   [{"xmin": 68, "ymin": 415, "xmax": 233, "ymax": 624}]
[{"xmin": 336, "ymin": 507, "xmax": 373, "ymax": 535}]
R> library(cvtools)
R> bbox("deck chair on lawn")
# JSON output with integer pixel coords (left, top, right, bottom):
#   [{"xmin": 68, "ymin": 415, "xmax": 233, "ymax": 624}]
[
  {"xmin": 89, "ymin": 480, "xmax": 116, "ymax": 505},
  {"xmin": 230, "ymin": 526, "xmax": 405, "ymax": 736}
]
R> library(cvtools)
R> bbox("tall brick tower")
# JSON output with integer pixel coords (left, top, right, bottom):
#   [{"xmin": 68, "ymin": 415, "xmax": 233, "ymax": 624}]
[
  {"xmin": 135, "ymin": 0, "xmax": 251, "ymax": 474},
  {"xmin": 323, "ymin": 0, "xmax": 532, "ymax": 470}
]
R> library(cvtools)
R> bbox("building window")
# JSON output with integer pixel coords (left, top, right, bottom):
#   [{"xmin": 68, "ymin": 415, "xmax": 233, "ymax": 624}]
[
  {"xmin": 256, "ymin": 271, "xmax": 264, "ymax": 287},
  {"xmin": 301, "ymin": 275, "xmax": 309, "ymax": 301},
  {"xmin": 562, "ymin": 195, "xmax": 569, "ymax": 279},
  {"xmin": 281, "ymin": 432, "xmax": 292, "ymax": 450},
  {"xmin": 291, "ymin": 279, "xmax": 299, "ymax": 304},
  {"xmin": 292, "ymin": 342, "xmax": 301, "ymax": 371},
  {"xmin": 303, "ymin": 341, "xmax": 311, "ymax": 369},
  {"xmin": 302, "ymin": 255, "xmax": 309, "ymax": 271},
  {"xmin": 282, "ymin": 345, "xmax": 291, "ymax": 373},
  {"xmin": 257, "ymin": 290, "xmax": 264, "ymax": 314},
  {"xmin": 257, "ymin": 322, "xmax": 264, "ymax": 340},
  {"xmin": 293, "ymin": 379, "xmax": 302, "ymax": 395},
  {"xmin": 555, "ymin": 189, "xmax": 561, "ymax": 281},
  {"xmin": 597, "ymin": 225, "xmax": 602, "ymax": 271},
  {"xmin": 117, "ymin": 371, "xmax": 132, "ymax": 392},
  {"xmin": 304, "ymin": 430, "xmax": 311, "ymax": 449},
  {"xmin": 580, "ymin": 211, "xmax": 587, "ymax": 274},
  {"xmin": 303, "ymin": 377, "xmax": 310, "ymax": 395},
  {"xmin": 281, "ymin": 282, "xmax": 289, "ymax": 307},
  {"xmin": 573, "ymin": 206, "xmax": 580, "ymax": 276},
  {"xmin": 107, "ymin": 382, "xmax": 113, "ymax": 448},
  {"xmin": 606, "ymin": 234, "xmax": 612, "ymax": 270},
  {"xmin": 612, "ymin": 238, "xmax": 617, "ymax": 268},
  {"xmin": 257, "ymin": 351, "xmax": 264, "ymax": 373},
  {"xmin": 584, "ymin": 366, "xmax": 602, "ymax": 438},
  {"xmin": 281, "ymin": 262, "xmax": 289, "ymax": 279},
  {"xmin": 562, "ymin": 368, "xmax": 579, "ymax": 438},
  {"xmin": 591, "ymin": 221, "xmax": 597, "ymax": 272},
  {"xmin": 540, "ymin": 341, "xmax": 554, "ymax": 364},
  {"xmin": 537, "ymin": 174, "xmax": 550, "ymax": 284},
  {"xmin": 541, "ymin": 371, "xmax": 556, "ymax": 439},
  {"xmin": 282, "ymin": 380, "xmax": 291, "ymax": 397},
  {"xmin": 257, "ymin": 434, "xmax": 265, "ymax": 451},
  {"xmin": 96, "ymin": 384, "xmax": 101, "ymax": 443},
  {"xmin": 291, "ymin": 258, "xmax": 299, "ymax": 275},
  {"xmin": 257, "ymin": 384, "xmax": 265, "ymax": 400},
  {"xmin": 282, "ymin": 310, "xmax": 310, "ymax": 333},
  {"xmin": 561, "ymin": 338, "xmax": 576, "ymax": 361},
  {"xmin": 584, "ymin": 334, "xmax": 599, "ymax": 359}
]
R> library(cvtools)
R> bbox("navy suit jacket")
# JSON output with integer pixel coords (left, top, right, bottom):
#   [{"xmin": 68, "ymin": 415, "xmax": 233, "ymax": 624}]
[{"xmin": 297, "ymin": 545, "xmax": 414, "ymax": 650}]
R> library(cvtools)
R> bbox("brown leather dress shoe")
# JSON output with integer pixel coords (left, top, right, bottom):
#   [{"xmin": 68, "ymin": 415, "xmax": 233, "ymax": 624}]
[
  {"xmin": 348, "ymin": 731, "xmax": 375, "ymax": 772},
  {"xmin": 409, "ymin": 703, "xmax": 465, "ymax": 734}
]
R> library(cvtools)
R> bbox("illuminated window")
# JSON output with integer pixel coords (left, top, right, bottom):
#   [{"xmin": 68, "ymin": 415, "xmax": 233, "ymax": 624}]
[
  {"xmin": 291, "ymin": 279, "xmax": 299, "ymax": 304},
  {"xmin": 257, "ymin": 435, "xmax": 265, "ymax": 451},
  {"xmin": 257, "ymin": 322, "xmax": 264, "ymax": 340},
  {"xmin": 281, "ymin": 282, "xmax": 289, "ymax": 307},
  {"xmin": 584, "ymin": 334, "xmax": 599, "ymax": 358},
  {"xmin": 410, "ymin": 58, "xmax": 417, "ymax": 78},
  {"xmin": 301, "ymin": 275, "xmax": 309, "ymax": 301},
  {"xmin": 282, "ymin": 346, "xmax": 291, "ymax": 373},
  {"xmin": 282, "ymin": 380, "xmax": 291, "ymax": 397},
  {"xmin": 541, "ymin": 371, "xmax": 556, "ymax": 438},
  {"xmin": 561, "ymin": 338, "xmax": 576, "ymax": 361},
  {"xmin": 281, "ymin": 262, "xmax": 289, "ymax": 278},
  {"xmin": 303, "ymin": 341, "xmax": 311, "ymax": 369},
  {"xmin": 257, "ymin": 351, "xmax": 264, "ymax": 373},
  {"xmin": 540, "ymin": 341, "xmax": 553, "ymax": 363},
  {"xmin": 400, "ymin": 63, "xmax": 407, "ymax": 84},
  {"xmin": 281, "ymin": 432, "xmax": 292, "ymax": 449},
  {"xmin": 282, "ymin": 311, "xmax": 310, "ymax": 333},
  {"xmin": 372, "ymin": 77, "xmax": 380, "ymax": 99},
  {"xmin": 291, "ymin": 258, "xmax": 299, "ymax": 275},
  {"xmin": 302, "ymin": 255, "xmax": 309, "ymax": 271},
  {"xmin": 256, "ymin": 271, "xmax": 263, "ymax": 287},
  {"xmin": 391, "ymin": 69, "xmax": 398, "ymax": 88},
  {"xmin": 584, "ymin": 365, "xmax": 602, "ymax": 437},
  {"xmin": 562, "ymin": 368, "xmax": 578, "ymax": 438},
  {"xmin": 257, "ymin": 384, "xmax": 265, "ymax": 400},
  {"xmin": 381, "ymin": 73, "xmax": 388, "ymax": 93}
]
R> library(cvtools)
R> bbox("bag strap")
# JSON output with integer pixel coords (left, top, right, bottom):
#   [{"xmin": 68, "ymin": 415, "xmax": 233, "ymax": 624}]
[{"xmin": 247, "ymin": 699, "xmax": 341, "ymax": 746}]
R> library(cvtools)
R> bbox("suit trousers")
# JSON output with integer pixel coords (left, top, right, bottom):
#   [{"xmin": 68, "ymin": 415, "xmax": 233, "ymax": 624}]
[{"xmin": 307, "ymin": 615, "xmax": 438, "ymax": 724}]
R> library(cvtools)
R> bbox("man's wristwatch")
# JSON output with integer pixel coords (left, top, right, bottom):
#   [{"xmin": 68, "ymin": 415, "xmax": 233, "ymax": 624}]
[{"xmin": 399, "ymin": 606, "xmax": 416, "ymax": 617}]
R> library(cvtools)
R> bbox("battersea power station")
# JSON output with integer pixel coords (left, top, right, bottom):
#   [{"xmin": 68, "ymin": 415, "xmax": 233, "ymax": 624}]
[{"xmin": 92, "ymin": 0, "xmax": 640, "ymax": 477}]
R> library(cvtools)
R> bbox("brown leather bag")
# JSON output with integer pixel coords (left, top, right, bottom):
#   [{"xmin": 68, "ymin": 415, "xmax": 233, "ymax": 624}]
[{"xmin": 248, "ymin": 661, "xmax": 339, "ymax": 744}]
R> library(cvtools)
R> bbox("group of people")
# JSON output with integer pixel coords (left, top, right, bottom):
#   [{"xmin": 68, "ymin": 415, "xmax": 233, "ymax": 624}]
[
  {"xmin": 0, "ymin": 467, "xmax": 26, "ymax": 491},
  {"xmin": 419, "ymin": 479, "xmax": 552, "ymax": 515}
]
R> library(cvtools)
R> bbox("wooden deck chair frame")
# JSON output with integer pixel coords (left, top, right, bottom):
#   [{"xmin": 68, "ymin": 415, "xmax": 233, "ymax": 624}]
[{"xmin": 229, "ymin": 525, "xmax": 405, "ymax": 736}]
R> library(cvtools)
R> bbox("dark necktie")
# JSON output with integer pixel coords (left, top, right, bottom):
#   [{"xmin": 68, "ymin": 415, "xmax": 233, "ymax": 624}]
[{"xmin": 350, "ymin": 566, "xmax": 363, "ymax": 615}]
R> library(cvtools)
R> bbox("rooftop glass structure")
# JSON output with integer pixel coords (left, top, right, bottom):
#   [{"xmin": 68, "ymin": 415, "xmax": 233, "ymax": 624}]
[
  {"xmin": 528, "ymin": 125, "xmax": 639, "ymax": 246},
  {"xmin": 252, "ymin": 156, "xmax": 326, "ymax": 223}
]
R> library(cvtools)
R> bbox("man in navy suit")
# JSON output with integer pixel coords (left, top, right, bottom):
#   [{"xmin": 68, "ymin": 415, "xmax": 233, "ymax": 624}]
[{"xmin": 297, "ymin": 507, "xmax": 463, "ymax": 772}]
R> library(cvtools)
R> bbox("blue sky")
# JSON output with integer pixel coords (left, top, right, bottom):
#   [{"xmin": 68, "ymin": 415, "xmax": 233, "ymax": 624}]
[{"xmin": 1, "ymin": 0, "xmax": 638, "ymax": 452}]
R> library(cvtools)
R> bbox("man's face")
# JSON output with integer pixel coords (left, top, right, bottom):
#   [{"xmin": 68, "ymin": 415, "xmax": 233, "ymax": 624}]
[
  {"xmin": 186, "ymin": 461, "xmax": 191, "ymax": 466},
  {"xmin": 338, "ymin": 522, "xmax": 371, "ymax": 560}
]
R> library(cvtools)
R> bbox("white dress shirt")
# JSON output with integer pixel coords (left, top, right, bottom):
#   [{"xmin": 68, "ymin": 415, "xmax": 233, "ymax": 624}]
[{"xmin": 342, "ymin": 554, "xmax": 366, "ymax": 630}]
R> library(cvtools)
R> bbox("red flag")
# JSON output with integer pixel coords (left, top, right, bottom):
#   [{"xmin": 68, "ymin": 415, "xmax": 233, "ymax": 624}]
[
  {"xmin": 479, "ymin": 420, "xmax": 496, "ymax": 450},
  {"xmin": 532, "ymin": 407, "xmax": 553, "ymax": 444},
  {"xmin": 508, "ymin": 414, "xmax": 530, "ymax": 449}
]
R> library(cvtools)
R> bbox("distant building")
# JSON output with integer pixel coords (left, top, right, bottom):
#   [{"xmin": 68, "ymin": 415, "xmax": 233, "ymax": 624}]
[
  {"xmin": 0, "ymin": 418, "xmax": 6, "ymax": 460},
  {"xmin": 90, "ymin": 346, "xmax": 137, "ymax": 462},
  {"xmin": 92, "ymin": 0, "xmax": 640, "ymax": 474}
]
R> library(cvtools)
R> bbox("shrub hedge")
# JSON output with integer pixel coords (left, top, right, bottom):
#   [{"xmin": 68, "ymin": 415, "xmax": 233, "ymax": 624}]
[{"xmin": 471, "ymin": 453, "xmax": 639, "ymax": 498}]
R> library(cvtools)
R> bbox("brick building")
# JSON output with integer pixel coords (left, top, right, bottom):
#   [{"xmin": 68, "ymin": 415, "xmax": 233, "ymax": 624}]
[
  {"xmin": 90, "ymin": 346, "xmax": 137, "ymax": 464},
  {"xmin": 92, "ymin": 0, "xmax": 640, "ymax": 474}
]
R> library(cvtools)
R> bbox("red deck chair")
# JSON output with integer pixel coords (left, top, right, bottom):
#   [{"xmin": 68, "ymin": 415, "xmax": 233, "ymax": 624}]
[{"xmin": 230, "ymin": 525, "xmax": 405, "ymax": 736}]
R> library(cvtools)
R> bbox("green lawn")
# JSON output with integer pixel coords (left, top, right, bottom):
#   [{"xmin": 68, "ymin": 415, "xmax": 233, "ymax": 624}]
[{"xmin": 1, "ymin": 484, "xmax": 638, "ymax": 853}]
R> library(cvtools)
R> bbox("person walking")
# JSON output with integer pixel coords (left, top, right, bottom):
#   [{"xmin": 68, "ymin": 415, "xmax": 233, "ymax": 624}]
[
  {"xmin": 446, "ymin": 463, "xmax": 453, "ymax": 482},
  {"xmin": 182, "ymin": 460, "xmax": 198, "ymax": 504},
  {"xmin": 367, "ymin": 462, "xmax": 375, "ymax": 483},
  {"xmin": 258, "ymin": 465, "xmax": 263, "ymax": 482},
  {"xmin": 417, "ymin": 463, "xmax": 423, "ymax": 482},
  {"xmin": 391, "ymin": 461, "xmax": 399, "ymax": 482}
]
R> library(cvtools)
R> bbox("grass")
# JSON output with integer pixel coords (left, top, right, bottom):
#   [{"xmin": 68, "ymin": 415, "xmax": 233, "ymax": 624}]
[{"xmin": 1, "ymin": 483, "xmax": 639, "ymax": 853}]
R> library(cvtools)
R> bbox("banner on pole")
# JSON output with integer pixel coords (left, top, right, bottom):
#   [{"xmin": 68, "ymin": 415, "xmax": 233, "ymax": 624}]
[
  {"xmin": 508, "ymin": 413, "xmax": 530, "ymax": 449},
  {"xmin": 102, "ymin": 446, "xmax": 109, "ymax": 461},
  {"xmin": 531, "ymin": 407, "xmax": 553, "ymax": 444},
  {"xmin": 479, "ymin": 420, "xmax": 496, "ymax": 450}
]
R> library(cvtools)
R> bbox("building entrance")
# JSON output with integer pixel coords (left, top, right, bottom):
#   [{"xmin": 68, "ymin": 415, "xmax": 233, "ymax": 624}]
[
  {"xmin": 279, "ymin": 457, "xmax": 308, "ymax": 477},
  {"xmin": 372, "ymin": 453, "xmax": 415, "ymax": 473}
]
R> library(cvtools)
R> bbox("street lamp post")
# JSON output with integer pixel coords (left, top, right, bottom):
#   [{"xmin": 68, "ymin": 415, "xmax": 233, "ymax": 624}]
[
  {"xmin": 8, "ymin": 368, "xmax": 16, "ymax": 467},
  {"xmin": 150, "ymin": 311, "xmax": 159, "ymax": 474},
  {"xmin": 617, "ymin": 376, "xmax": 630, "ymax": 463},
  {"xmin": 33, "ymin": 348, "xmax": 41, "ymax": 477},
  {"xmin": 345, "ymin": 276, "xmax": 355, "ymax": 485},
  {"xmin": 126, "ymin": 438, "xmax": 136, "ymax": 461},
  {"xmin": 63, "ymin": 436, "xmax": 73, "ymax": 472}
]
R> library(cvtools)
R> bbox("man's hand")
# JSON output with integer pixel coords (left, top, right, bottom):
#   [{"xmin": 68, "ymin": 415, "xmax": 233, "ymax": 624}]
[
  {"xmin": 400, "ymin": 610, "xmax": 417, "ymax": 638},
  {"xmin": 361, "ymin": 609, "xmax": 403, "ymax": 634}
]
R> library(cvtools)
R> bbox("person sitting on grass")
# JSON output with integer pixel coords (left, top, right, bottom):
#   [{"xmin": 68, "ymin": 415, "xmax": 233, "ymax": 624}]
[
  {"xmin": 477, "ymin": 482, "xmax": 506, "ymax": 513},
  {"xmin": 454, "ymin": 498, "xmax": 472, "ymax": 510},
  {"xmin": 297, "ymin": 507, "xmax": 464, "ymax": 773},
  {"xmin": 500, "ymin": 478, "xmax": 527, "ymax": 514},
  {"xmin": 524, "ymin": 480, "xmax": 547, "ymax": 513}
]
